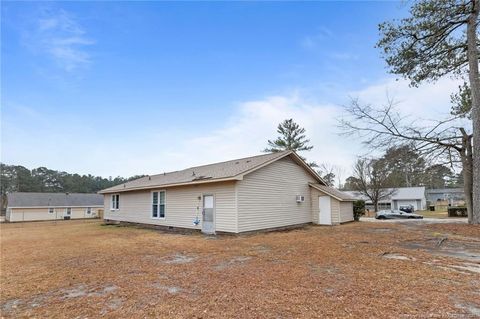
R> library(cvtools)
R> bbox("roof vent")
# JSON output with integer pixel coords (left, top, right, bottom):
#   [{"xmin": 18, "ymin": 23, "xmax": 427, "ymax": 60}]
[
  {"xmin": 192, "ymin": 171, "xmax": 196, "ymax": 177},
  {"xmin": 246, "ymin": 160, "xmax": 251, "ymax": 163},
  {"xmin": 123, "ymin": 184, "xmax": 126, "ymax": 188},
  {"xmin": 148, "ymin": 176, "xmax": 151, "ymax": 180},
  {"xmin": 193, "ymin": 176, "xmax": 212, "ymax": 181},
  {"xmin": 235, "ymin": 161, "xmax": 239, "ymax": 164}
]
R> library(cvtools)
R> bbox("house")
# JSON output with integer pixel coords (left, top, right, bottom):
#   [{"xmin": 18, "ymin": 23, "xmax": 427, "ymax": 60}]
[
  {"xmin": 6, "ymin": 192, "xmax": 104, "ymax": 222},
  {"xmin": 99, "ymin": 151, "xmax": 355, "ymax": 234},
  {"xmin": 426, "ymin": 188, "xmax": 465, "ymax": 206},
  {"xmin": 345, "ymin": 187, "xmax": 427, "ymax": 211}
]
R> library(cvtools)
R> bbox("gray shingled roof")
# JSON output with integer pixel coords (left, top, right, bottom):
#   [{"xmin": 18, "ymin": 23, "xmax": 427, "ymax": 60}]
[
  {"xmin": 343, "ymin": 187, "xmax": 426, "ymax": 203},
  {"xmin": 426, "ymin": 188, "xmax": 464, "ymax": 194},
  {"xmin": 100, "ymin": 151, "xmax": 322, "ymax": 193},
  {"xmin": 309, "ymin": 184, "xmax": 356, "ymax": 201},
  {"xmin": 7, "ymin": 192, "xmax": 104, "ymax": 208}
]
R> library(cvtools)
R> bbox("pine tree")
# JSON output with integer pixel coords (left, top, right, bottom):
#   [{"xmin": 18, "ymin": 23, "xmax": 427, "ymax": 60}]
[{"xmin": 263, "ymin": 119, "xmax": 316, "ymax": 166}]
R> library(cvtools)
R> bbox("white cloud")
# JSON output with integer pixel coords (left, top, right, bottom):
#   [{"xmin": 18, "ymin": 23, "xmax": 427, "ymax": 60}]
[
  {"xmin": 351, "ymin": 77, "xmax": 463, "ymax": 119},
  {"xmin": 56, "ymin": 94, "xmax": 355, "ymax": 178},
  {"xmin": 300, "ymin": 27, "xmax": 359, "ymax": 62},
  {"xmin": 300, "ymin": 26, "xmax": 333, "ymax": 49},
  {"xmin": 1, "ymin": 93, "xmax": 358, "ymax": 179},
  {"xmin": 329, "ymin": 52, "xmax": 359, "ymax": 61},
  {"xmin": 24, "ymin": 9, "xmax": 94, "ymax": 72},
  {"xmin": 2, "ymin": 77, "xmax": 467, "ymax": 183},
  {"xmin": 157, "ymin": 94, "xmax": 355, "ymax": 172}
]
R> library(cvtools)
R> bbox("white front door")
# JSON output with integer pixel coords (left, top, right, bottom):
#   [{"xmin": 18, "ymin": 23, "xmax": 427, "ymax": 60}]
[
  {"xmin": 319, "ymin": 196, "xmax": 332, "ymax": 225},
  {"xmin": 202, "ymin": 195, "xmax": 215, "ymax": 234}
]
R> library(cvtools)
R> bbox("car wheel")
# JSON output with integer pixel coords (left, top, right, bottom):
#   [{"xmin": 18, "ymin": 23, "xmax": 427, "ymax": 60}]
[
  {"xmin": 377, "ymin": 216, "xmax": 386, "ymax": 220},
  {"xmin": 408, "ymin": 216, "xmax": 415, "ymax": 219}
]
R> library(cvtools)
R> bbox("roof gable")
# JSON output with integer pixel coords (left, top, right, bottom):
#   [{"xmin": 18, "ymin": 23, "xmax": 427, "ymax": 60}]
[
  {"xmin": 309, "ymin": 184, "xmax": 356, "ymax": 201},
  {"xmin": 100, "ymin": 151, "xmax": 325, "ymax": 194},
  {"xmin": 391, "ymin": 187, "xmax": 425, "ymax": 200}
]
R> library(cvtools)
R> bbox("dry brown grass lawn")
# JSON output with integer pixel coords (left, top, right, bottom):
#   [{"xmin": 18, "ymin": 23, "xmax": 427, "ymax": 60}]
[
  {"xmin": 1, "ymin": 220, "xmax": 479, "ymax": 318},
  {"xmin": 417, "ymin": 210, "xmax": 449, "ymax": 219}
]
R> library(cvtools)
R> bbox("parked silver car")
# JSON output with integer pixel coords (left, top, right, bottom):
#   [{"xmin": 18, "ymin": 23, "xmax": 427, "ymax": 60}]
[{"xmin": 375, "ymin": 209, "xmax": 424, "ymax": 220}]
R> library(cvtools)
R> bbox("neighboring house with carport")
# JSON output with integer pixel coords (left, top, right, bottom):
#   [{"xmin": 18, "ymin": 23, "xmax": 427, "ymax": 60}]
[
  {"xmin": 99, "ymin": 151, "xmax": 355, "ymax": 234},
  {"xmin": 6, "ymin": 192, "xmax": 104, "ymax": 222},
  {"xmin": 345, "ymin": 187, "xmax": 427, "ymax": 211}
]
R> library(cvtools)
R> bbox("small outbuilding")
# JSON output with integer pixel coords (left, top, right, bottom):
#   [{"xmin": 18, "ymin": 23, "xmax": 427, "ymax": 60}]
[
  {"xmin": 6, "ymin": 192, "xmax": 104, "ymax": 222},
  {"xmin": 99, "ymin": 151, "xmax": 355, "ymax": 234}
]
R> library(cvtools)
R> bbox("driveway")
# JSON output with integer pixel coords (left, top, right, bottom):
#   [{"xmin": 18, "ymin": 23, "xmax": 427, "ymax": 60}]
[{"xmin": 360, "ymin": 217, "xmax": 468, "ymax": 224}]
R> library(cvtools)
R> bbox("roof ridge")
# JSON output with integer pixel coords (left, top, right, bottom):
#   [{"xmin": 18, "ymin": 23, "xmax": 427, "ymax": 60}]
[
  {"xmin": 99, "ymin": 150, "xmax": 296, "ymax": 193},
  {"xmin": 8, "ymin": 192, "xmax": 100, "ymax": 195},
  {"xmin": 147, "ymin": 151, "xmax": 290, "ymax": 178}
]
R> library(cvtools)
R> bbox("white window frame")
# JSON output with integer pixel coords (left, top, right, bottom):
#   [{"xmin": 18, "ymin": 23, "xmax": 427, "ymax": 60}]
[
  {"xmin": 111, "ymin": 194, "xmax": 120, "ymax": 211},
  {"xmin": 66, "ymin": 207, "xmax": 72, "ymax": 215},
  {"xmin": 48, "ymin": 207, "xmax": 55, "ymax": 214},
  {"xmin": 151, "ymin": 190, "xmax": 166, "ymax": 219},
  {"xmin": 86, "ymin": 207, "xmax": 92, "ymax": 215}
]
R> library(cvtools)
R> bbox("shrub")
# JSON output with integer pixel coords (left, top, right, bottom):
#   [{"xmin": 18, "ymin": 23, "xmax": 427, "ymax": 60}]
[
  {"xmin": 353, "ymin": 200, "xmax": 366, "ymax": 221},
  {"xmin": 447, "ymin": 207, "xmax": 467, "ymax": 217}
]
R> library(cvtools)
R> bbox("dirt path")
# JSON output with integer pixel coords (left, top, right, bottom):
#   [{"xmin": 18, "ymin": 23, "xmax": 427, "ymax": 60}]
[{"xmin": 1, "ymin": 220, "xmax": 479, "ymax": 318}]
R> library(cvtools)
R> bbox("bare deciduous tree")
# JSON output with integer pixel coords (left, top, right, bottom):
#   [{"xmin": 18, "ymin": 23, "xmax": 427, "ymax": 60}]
[
  {"xmin": 349, "ymin": 158, "xmax": 396, "ymax": 212},
  {"xmin": 377, "ymin": 0, "xmax": 479, "ymax": 224},
  {"xmin": 317, "ymin": 163, "xmax": 346, "ymax": 188},
  {"xmin": 339, "ymin": 98, "xmax": 475, "ymax": 223}
]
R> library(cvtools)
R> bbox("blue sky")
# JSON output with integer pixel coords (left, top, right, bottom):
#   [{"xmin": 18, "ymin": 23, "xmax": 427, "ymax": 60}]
[{"xmin": 1, "ymin": 1, "xmax": 461, "ymax": 181}]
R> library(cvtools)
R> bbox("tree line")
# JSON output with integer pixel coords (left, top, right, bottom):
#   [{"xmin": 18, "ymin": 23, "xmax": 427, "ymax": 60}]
[
  {"xmin": 0, "ymin": 163, "xmax": 144, "ymax": 211},
  {"xmin": 344, "ymin": 145, "xmax": 463, "ymax": 191}
]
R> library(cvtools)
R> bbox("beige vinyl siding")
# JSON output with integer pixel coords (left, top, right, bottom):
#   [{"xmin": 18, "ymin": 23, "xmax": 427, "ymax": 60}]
[
  {"xmin": 8, "ymin": 208, "xmax": 56, "ymax": 222},
  {"xmin": 104, "ymin": 181, "xmax": 237, "ymax": 232},
  {"xmin": 330, "ymin": 198, "xmax": 340, "ymax": 224},
  {"xmin": 7, "ymin": 207, "xmax": 100, "ymax": 222},
  {"xmin": 311, "ymin": 189, "xmax": 320, "ymax": 224},
  {"xmin": 237, "ymin": 156, "xmax": 316, "ymax": 232},
  {"xmin": 310, "ymin": 188, "xmax": 340, "ymax": 225},
  {"xmin": 339, "ymin": 202, "xmax": 354, "ymax": 223},
  {"xmin": 310, "ymin": 188, "xmax": 320, "ymax": 224}
]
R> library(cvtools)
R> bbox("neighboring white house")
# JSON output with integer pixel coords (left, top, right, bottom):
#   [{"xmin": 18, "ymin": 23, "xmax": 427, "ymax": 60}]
[
  {"xmin": 344, "ymin": 187, "xmax": 427, "ymax": 211},
  {"xmin": 426, "ymin": 188, "xmax": 465, "ymax": 206},
  {"xmin": 99, "ymin": 151, "xmax": 355, "ymax": 234},
  {"xmin": 6, "ymin": 192, "xmax": 104, "ymax": 222}
]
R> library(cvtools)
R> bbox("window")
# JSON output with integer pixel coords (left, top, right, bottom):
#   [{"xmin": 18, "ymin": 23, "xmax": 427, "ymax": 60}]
[
  {"xmin": 111, "ymin": 194, "xmax": 119, "ymax": 210},
  {"xmin": 48, "ymin": 208, "xmax": 55, "ymax": 214},
  {"xmin": 152, "ymin": 191, "xmax": 166, "ymax": 218},
  {"xmin": 86, "ymin": 207, "xmax": 92, "ymax": 215},
  {"xmin": 66, "ymin": 208, "xmax": 71, "ymax": 215}
]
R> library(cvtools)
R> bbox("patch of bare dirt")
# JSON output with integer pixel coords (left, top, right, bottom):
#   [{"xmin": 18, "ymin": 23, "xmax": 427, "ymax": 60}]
[
  {"xmin": 425, "ymin": 223, "xmax": 480, "ymax": 238},
  {"xmin": 380, "ymin": 252, "xmax": 416, "ymax": 261},
  {"xmin": 213, "ymin": 256, "xmax": 252, "ymax": 270}
]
